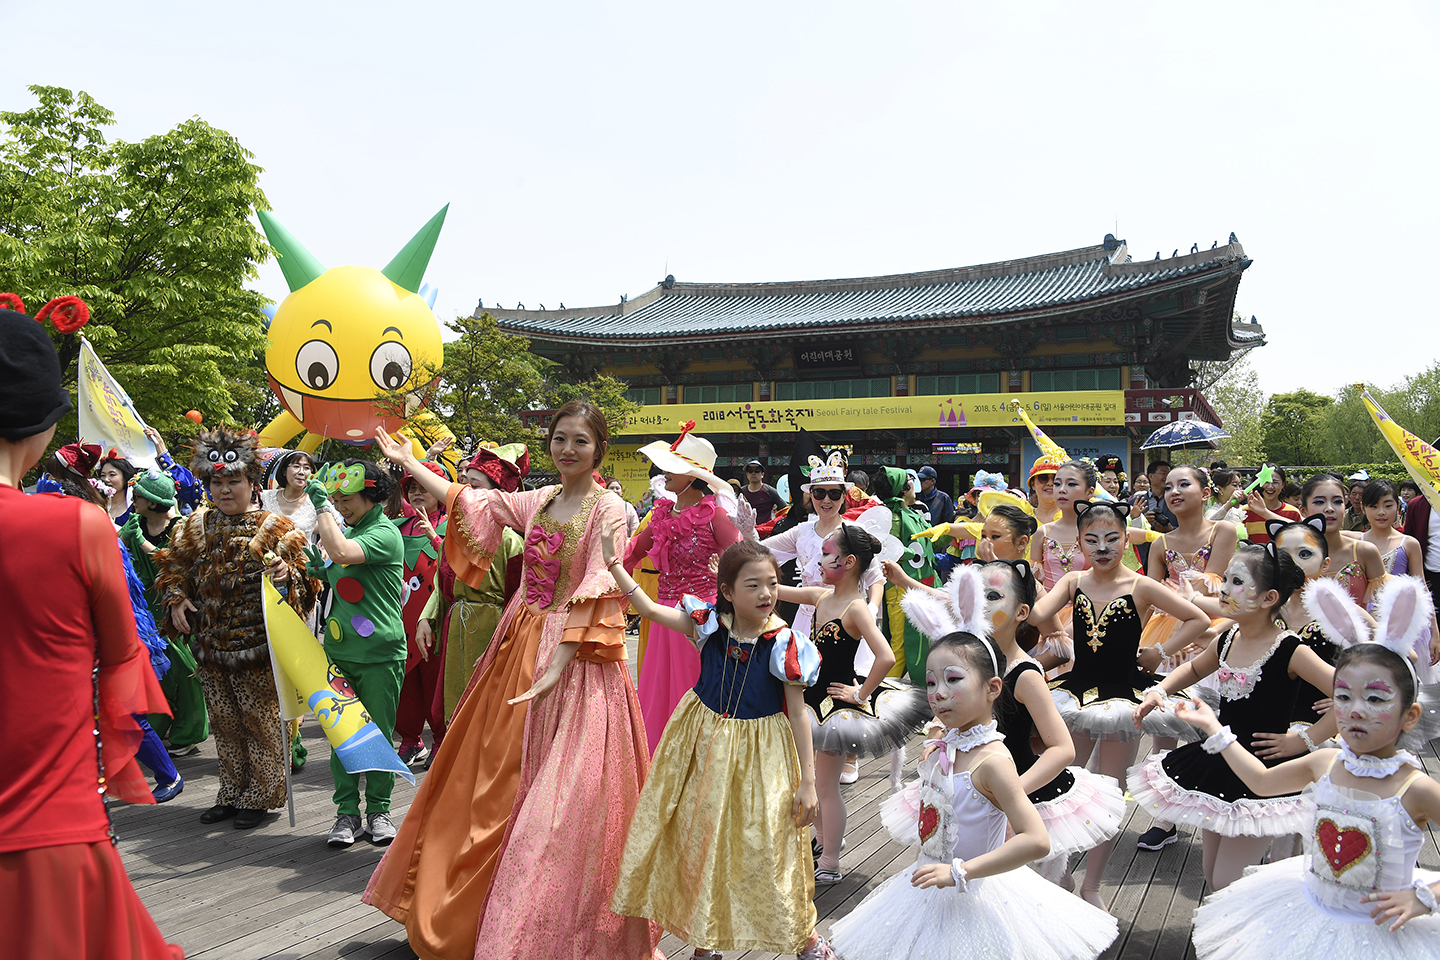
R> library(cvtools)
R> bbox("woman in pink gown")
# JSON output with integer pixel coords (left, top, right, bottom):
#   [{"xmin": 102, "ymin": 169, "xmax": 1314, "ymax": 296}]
[
  {"xmin": 624, "ymin": 422, "xmax": 742, "ymax": 754},
  {"xmin": 366, "ymin": 403, "xmax": 660, "ymax": 960}
]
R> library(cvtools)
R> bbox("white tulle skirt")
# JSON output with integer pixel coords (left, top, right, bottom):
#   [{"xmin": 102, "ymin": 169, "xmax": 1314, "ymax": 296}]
[
  {"xmin": 882, "ymin": 768, "xmax": 1125, "ymax": 860},
  {"xmin": 1192, "ymin": 856, "xmax": 1440, "ymax": 960},
  {"xmin": 1127, "ymin": 751, "xmax": 1313, "ymax": 839},
  {"xmin": 828, "ymin": 858, "xmax": 1117, "ymax": 960}
]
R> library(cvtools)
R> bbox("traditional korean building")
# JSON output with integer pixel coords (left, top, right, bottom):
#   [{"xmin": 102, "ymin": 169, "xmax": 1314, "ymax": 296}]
[{"xmin": 482, "ymin": 234, "xmax": 1264, "ymax": 497}]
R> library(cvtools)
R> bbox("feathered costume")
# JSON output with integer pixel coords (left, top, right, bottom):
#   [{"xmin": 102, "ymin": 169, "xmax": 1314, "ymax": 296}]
[{"xmin": 154, "ymin": 427, "xmax": 317, "ymax": 812}]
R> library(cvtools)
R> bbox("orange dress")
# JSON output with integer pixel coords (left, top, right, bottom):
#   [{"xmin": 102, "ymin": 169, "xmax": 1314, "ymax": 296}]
[{"xmin": 365, "ymin": 484, "xmax": 660, "ymax": 960}]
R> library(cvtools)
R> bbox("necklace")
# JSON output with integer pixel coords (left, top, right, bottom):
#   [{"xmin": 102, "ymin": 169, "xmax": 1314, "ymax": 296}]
[
  {"xmin": 1340, "ymin": 741, "xmax": 1422, "ymax": 779},
  {"xmin": 717, "ymin": 627, "xmax": 759, "ymax": 719},
  {"xmin": 280, "ymin": 487, "xmax": 305, "ymax": 505}
]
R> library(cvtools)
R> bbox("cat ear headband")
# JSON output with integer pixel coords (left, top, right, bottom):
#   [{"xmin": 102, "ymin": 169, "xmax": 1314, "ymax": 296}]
[{"xmin": 1073, "ymin": 500, "xmax": 1130, "ymax": 523}]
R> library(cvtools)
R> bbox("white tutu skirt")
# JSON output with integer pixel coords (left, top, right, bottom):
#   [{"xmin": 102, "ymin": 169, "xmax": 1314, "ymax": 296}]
[
  {"xmin": 829, "ymin": 858, "xmax": 1117, "ymax": 960},
  {"xmin": 882, "ymin": 768, "xmax": 1125, "ymax": 860},
  {"xmin": 1127, "ymin": 751, "xmax": 1312, "ymax": 839},
  {"xmin": 1192, "ymin": 856, "xmax": 1440, "ymax": 960},
  {"xmin": 1050, "ymin": 686, "xmax": 1199, "ymax": 743}
]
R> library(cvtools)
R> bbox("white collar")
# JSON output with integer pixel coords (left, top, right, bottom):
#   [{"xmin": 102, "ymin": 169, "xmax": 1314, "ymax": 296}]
[{"xmin": 1340, "ymin": 741, "xmax": 1422, "ymax": 779}]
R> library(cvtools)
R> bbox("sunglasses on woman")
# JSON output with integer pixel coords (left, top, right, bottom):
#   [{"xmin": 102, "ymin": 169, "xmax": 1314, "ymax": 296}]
[{"xmin": 811, "ymin": 488, "xmax": 846, "ymax": 501}]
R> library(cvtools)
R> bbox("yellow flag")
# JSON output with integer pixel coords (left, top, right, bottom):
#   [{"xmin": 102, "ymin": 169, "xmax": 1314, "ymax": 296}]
[
  {"xmin": 261, "ymin": 578, "xmax": 414, "ymax": 783},
  {"xmin": 1360, "ymin": 389, "xmax": 1440, "ymax": 514}
]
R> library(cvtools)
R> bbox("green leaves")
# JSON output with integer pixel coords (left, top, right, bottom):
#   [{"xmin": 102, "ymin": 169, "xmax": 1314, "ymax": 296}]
[{"xmin": 0, "ymin": 85, "xmax": 271, "ymax": 444}]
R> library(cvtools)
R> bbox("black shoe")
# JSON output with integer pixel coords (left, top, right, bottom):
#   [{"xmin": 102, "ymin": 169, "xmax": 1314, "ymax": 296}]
[
  {"xmin": 233, "ymin": 808, "xmax": 266, "ymax": 830},
  {"xmin": 1136, "ymin": 825, "xmax": 1178, "ymax": 850},
  {"xmin": 200, "ymin": 804, "xmax": 236, "ymax": 824}
]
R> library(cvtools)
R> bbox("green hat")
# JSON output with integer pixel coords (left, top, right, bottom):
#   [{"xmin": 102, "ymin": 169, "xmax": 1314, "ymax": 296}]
[{"xmin": 131, "ymin": 469, "xmax": 177, "ymax": 507}]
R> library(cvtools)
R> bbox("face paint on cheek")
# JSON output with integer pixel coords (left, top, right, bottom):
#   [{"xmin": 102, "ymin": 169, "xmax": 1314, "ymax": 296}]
[{"xmin": 991, "ymin": 610, "xmax": 1010, "ymax": 628}]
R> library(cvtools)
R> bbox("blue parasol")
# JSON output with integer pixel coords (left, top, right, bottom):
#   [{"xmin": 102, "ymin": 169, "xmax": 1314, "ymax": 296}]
[{"xmin": 1139, "ymin": 419, "xmax": 1231, "ymax": 451}]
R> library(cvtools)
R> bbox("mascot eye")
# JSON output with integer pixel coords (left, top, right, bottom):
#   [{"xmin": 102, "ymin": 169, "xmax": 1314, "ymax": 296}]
[
  {"xmin": 296, "ymin": 339, "xmax": 340, "ymax": 390},
  {"xmin": 208, "ymin": 450, "xmax": 222, "ymax": 462},
  {"xmin": 906, "ymin": 542, "xmax": 926, "ymax": 569},
  {"xmin": 223, "ymin": 449, "xmax": 238, "ymax": 463},
  {"xmin": 370, "ymin": 341, "xmax": 412, "ymax": 391}
]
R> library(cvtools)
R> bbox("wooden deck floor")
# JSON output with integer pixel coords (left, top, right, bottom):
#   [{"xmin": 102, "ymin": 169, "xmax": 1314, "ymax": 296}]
[{"xmin": 116, "ymin": 699, "xmax": 1440, "ymax": 960}]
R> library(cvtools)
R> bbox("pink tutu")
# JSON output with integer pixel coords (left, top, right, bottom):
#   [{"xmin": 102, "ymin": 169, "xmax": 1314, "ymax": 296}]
[{"xmin": 1127, "ymin": 751, "xmax": 1312, "ymax": 839}]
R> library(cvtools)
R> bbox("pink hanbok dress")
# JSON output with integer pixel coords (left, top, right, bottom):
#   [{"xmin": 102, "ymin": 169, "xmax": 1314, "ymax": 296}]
[{"xmin": 623, "ymin": 494, "xmax": 740, "ymax": 755}]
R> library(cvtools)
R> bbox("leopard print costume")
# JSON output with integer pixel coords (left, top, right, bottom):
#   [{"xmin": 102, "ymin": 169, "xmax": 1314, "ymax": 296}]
[{"xmin": 155, "ymin": 507, "xmax": 317, "ymax": 810}]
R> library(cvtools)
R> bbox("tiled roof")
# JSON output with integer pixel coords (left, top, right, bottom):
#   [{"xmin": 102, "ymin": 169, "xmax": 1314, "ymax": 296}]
[{"xmin": 483, "ymin": 238, "xmax": 1251, "ymax": 344}]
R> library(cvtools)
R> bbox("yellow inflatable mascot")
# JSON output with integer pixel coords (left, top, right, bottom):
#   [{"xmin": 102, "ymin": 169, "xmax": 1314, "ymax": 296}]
[{"xmin": 256, "ymin": 206, "xmax": 455, "ymax": 465}]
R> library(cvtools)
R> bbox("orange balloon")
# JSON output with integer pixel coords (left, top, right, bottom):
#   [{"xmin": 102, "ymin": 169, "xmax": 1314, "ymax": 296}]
[{"xmin": 185, "ymin": 410, "xmax": 203, "ymax": 423}]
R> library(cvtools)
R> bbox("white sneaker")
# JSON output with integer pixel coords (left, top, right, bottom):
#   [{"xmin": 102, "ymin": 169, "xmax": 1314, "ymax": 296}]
[
  {"xmin": 367, "ymin": 812, "xmax": 397, "ymax": 845},
  {"xmin": 327, "ymin": 814, "xmax": 365, "ymax": 847}
]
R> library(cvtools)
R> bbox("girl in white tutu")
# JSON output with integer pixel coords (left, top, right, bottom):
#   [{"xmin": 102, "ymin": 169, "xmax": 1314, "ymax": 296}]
[
  {"xmin": 779, "ymin": 523, "xmax": 928, "ymax": 884},
  {"xmin": 883, "ymin": 560, "xmax": 1126, "ymax": 892},
  {"xmin": 828, "ymin": 627, "xmax": 1117, "ymax": 960},
  {"xmin": 1177, "ymin": 574, "xmax": 1440, "ymax": 959},
  {"xmin": 1131, "ymin": 543, "xmax": 1342, "ymax": 891},
  {"xmin": 1030, "ymin": 499, "xmax": 1209, "ymax": 907}
]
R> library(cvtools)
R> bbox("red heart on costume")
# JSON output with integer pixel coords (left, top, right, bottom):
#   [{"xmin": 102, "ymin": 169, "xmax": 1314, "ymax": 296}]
[
  {"xmin": 918, "ymin": 803, "xmax": 939, "ymax": 843},
  {"xmin": 1316, "ymin": 818, "xmax": 1372, "ymax": 877}
]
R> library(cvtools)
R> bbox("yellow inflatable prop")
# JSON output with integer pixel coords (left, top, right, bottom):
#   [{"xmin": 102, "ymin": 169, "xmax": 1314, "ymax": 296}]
[{"xmin": 256, "ymin": 206, "xmax": 455, "ymax": 467}]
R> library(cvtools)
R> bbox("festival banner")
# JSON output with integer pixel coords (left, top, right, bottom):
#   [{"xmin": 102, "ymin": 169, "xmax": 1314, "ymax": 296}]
[
  {"xmin": 261, "ymin": 578, "xmax": 415, "ymax": 784},
  {"xmin": 598, "ymin": 444, "xmax": 653, "ymax": 502},
  {"xmin": 618, "ymin": 391, "xmax": 1124, "ymax": 436},
  {"xmin": 1359, "ymin": 389, "xmax": 1440, "ymax": 513},
  {"xmin": 77, "ymin": 337, "xmax": 158, "ymax": 468}
]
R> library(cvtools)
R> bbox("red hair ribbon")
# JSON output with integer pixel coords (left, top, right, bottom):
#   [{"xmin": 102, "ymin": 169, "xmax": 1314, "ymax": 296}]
[{"xmin": 669, "ymin": 420, "xmax": 697, "ymax": 452}]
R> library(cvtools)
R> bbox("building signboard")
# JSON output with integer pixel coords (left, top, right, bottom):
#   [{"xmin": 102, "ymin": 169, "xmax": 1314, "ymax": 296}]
[{"xmin": 618, "ymin": 391, "xmax": 1125, "ymax": 436}]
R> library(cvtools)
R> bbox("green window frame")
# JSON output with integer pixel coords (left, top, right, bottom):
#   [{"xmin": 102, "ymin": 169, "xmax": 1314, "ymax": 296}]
[
  {"xmin": 773, "ymin": 378, "xmax": 891, "ymax": 401},
  {"xmin": 682, "ymin": 383, "xmax": 754, "ymax": 404},
  {"xmin": 625, "ymin": 386, "xmax": 664, "ymax": 405},
  {"xmin": 914, "ymin": 373, "xmax": 1001, "ymax": 395},
  {"xmin": 1029, "ymin": 368, "xmax": 1121, "ymax": 392}
]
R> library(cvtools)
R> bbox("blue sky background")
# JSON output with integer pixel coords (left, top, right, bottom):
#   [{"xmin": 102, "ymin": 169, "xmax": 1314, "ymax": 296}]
[{"xmin": 2, "ymin": 1, "xmax": 1436, "ymax": 397}]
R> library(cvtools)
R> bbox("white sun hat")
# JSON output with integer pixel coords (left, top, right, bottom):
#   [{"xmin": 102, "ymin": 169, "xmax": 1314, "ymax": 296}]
[
  {"xmin": 637, "ymin": 420, "xmax": 728, "ymax": 496},
  {"xmin": 800, "ymin": 451, "xmax": 853, "ymax": 493}
]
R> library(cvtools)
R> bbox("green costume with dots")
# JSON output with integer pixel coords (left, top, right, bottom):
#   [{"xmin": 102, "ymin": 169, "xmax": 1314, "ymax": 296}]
[{"xmin": 318, "ymin": 505, "xmax": 406, "ymax": 815}]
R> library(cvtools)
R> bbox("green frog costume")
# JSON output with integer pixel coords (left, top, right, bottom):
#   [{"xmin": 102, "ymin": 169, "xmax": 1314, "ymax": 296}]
[
  {"xmin": 308, "ymin": 464, "xmax": 406, "ymax": 818},
  {"xmin": 873, "ymin": 466, "xmax": 938, "ymax": 684}
]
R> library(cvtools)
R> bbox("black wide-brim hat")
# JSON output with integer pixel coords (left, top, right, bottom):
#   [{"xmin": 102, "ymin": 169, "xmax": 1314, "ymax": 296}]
[{"xmin": 0, "ymin": 308, "xmax": 72, "ymax": 440}]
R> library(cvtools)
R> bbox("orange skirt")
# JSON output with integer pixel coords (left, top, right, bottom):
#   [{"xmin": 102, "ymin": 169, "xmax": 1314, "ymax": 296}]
[
  {"xmin": 0, "ymin": 841, "xmax": 183, "ymax": 960},
  {"xmin": 364, "ymin": 607, "xmax": 543, "ymax": 960}
]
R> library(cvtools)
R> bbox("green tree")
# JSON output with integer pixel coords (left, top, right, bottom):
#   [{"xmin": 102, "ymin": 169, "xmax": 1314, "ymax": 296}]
[
  {"xmin": 427, "ymin": 313, "xmax": 640, "ymax": 473},
  {"xmin": 1260, "ymin": 389, "xmax": 1333, "ymax": 466},
  {"xmin": 1204, "ymin": 353, "xmax": 1266, "ymax": 465},
  {"xmin": 0, "ymin": 85, "xmax": 272, "ymax": 442},
  {"xmin": 432, "ymin": 313, "xmax": 550, "ymax": 458}
]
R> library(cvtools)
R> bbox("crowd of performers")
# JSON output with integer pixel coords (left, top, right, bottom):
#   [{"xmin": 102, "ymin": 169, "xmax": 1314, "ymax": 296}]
[{"xmin": 5, "ymin": 302, "xmax": 1440, "ymax": 959}]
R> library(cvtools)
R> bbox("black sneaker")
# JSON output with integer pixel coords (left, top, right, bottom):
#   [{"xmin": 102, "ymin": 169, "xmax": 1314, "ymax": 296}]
[
  {"xmin": 397, "ymin": 742, "xmax": 429, "ymax": 766},
  {"xmin": 1136, "ymin": 825, "xmax": 1178, "ymax": 850}
]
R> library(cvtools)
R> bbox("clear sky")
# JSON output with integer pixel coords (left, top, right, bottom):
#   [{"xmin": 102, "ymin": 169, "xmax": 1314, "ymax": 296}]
[{"xmin": 3, "ymin": 1, "xmax": 1436, "ymax": 398}]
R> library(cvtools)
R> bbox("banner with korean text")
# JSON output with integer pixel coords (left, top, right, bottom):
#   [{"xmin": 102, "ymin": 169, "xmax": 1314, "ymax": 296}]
[
  {"xmin": 77, "ymin": 337, "xmax": 158, "ymax": 468},
  {"xmin": 618, "ymin": 391, "xmax": 1125, "ymax": 436}
]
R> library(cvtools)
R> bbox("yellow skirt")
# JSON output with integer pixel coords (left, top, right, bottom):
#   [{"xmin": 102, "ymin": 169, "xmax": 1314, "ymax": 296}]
[{"xmin": 610, "ymin": 691, "xmax": 816, "ymax": 953}]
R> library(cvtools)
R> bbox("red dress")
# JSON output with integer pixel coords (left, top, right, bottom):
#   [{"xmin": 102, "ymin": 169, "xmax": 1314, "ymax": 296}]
[{"xmin": 0, "ymin": 484, "xmax": 182, "ymax": 959}]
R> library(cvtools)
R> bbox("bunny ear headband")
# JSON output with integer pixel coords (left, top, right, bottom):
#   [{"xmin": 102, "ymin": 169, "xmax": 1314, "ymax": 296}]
[
  {"xmin": 1304, "ymin": 576, "xmax": 1433, "ymax": 690},
  {"xmin": 900, "ymin": 565, "xmax": 999, "ymax": 675}
]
